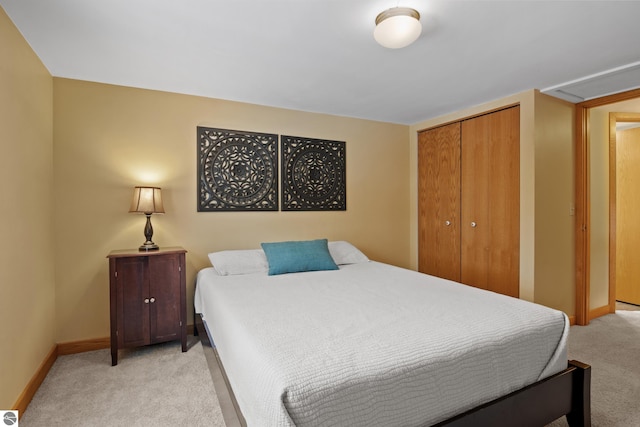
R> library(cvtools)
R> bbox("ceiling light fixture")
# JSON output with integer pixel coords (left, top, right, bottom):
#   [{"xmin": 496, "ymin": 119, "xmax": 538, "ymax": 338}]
[{"xmin": 374, "ymin": 7, "xmax": 422, "ymax": 49}]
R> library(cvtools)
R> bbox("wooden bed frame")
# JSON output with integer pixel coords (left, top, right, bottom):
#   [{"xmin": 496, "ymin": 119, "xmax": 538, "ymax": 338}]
[{"xmin": 195, "ymin": 314, "xmax": 591, "ymax": 427}]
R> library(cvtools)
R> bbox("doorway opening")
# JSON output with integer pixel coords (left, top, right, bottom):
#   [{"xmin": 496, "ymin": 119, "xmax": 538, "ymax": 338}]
[
  {"xmin": 575, "ymin": 89, "xmax": 640, "ymax": 325},
  {"xmin": 611, "ymin": 114, "xmax": 640, "ymax": 310}
]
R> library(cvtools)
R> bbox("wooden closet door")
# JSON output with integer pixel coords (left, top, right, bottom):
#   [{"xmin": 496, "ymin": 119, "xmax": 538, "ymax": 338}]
[
  {"xmin": 616, "ymin": 126, "xmax": 640, "ymax": 305},
  {"xmin": 418, "ymin": 123, "xmax": 461, "ymax": 281},
  {"xmin": 460, "ymin": 106, "xmax": 519, "ymax": 296}
]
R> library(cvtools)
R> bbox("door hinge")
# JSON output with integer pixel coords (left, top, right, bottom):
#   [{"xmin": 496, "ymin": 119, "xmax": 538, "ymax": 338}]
[
  {"xmin": 179, "ymin": 266, "xmax": 181, "ymax": 272},
  {"xmin": 114, "ymin": 271, "xmax": 118, "ymax": 278}
]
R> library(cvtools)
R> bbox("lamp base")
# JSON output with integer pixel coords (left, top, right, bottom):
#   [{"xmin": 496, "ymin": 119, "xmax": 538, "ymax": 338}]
[
  {"xmin": 139, "ymin": 242, "xmax": 159, "ymax": 251},
  {"xmin": 139, "ymin": 214, "xmax": 159, "ymax": 251}
]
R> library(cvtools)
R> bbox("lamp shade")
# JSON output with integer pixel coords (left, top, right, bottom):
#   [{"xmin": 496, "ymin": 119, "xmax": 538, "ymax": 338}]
[
  {"xmin": 129, "ymin": 186, "xmax": 165, "ymax": 214},
  {"xmin": 374, "ymin": 7, "xmax": 422, "ymax": 49}
]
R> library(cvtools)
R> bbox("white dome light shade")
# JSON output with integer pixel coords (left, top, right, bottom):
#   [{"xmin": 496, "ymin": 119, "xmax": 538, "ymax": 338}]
[{"xmin": 374, "ymin": 7, "xmax": 422, "ymax": 49}]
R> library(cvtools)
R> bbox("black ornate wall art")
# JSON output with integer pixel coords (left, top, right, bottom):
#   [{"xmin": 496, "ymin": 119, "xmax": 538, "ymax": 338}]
[
  {"xmin": 198, "ymin": 127, "xmax": 278, "ymax": 211},
  {"xmin": 281, "ymin": 136, "xmax": 346, "ymax": 211}
]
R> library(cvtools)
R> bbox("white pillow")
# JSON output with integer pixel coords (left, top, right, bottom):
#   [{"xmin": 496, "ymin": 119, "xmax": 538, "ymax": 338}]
[
  {"xmin": 328, "ymin": 241, "xmax": 369, "ymax": 265},
  {"xmin": 208, "ymin": 249, "xmax": 268, "ymax": 276}
]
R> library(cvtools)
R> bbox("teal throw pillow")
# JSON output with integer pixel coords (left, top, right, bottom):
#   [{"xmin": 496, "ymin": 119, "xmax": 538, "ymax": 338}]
[{"xmin": 261, "ymin": 239, "xmax": 339, "ymax": 275}]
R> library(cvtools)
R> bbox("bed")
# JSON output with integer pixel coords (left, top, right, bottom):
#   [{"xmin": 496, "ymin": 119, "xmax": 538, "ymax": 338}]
[{"xmin": 194, "ymin": 240, "xmax": 590, "ymax": 426}]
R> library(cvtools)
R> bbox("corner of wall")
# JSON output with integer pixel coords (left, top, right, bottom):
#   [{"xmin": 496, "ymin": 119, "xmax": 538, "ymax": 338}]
[{"xmin": 0, "ymin": 5, "xmax": 56, "ymax": 410}]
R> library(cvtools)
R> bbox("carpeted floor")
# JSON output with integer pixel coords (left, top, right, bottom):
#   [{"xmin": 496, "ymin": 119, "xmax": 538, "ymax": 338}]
[
  {"xmin": 548, "ymin": 310, "xmax": 640, "ymax": 426},
  {"xmin": 20, "ymin": 311, "xmax": 640, "ymax": 426},
  {"xmin": 20, "ymin": 338, "xmax": 224, "ymax": 426}
]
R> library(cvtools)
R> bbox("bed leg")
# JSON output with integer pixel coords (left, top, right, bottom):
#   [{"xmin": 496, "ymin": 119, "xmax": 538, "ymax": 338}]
[
  {"xmin": 566, "ymin": 360, "xmax": 591, "ymax": 427},
  {"xmin": 193, "ymin": 306, "xmax": 199, "ymax": 337}
]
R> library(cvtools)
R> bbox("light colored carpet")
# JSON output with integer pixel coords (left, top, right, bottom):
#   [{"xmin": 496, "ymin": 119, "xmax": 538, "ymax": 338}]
[
  {"xmin": 21, "ymin": 311, "xmax": 640, "ymax": 426},
  {"xmin": 549, "ymin": 310, "xmax": 640, "ymax": 426},
  {"xmin": 20, "ymin": 338, "xmax": 224, "ymax": 427}
]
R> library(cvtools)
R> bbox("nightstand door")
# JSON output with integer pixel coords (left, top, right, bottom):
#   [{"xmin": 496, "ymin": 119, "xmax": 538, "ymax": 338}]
[
  {"xmin": 116, "ymin": 256, "xmax": 150, "ymax": 348},
  {"xmin": 148, "ymin": 253, "xmax": 182, "ymax": 343}
]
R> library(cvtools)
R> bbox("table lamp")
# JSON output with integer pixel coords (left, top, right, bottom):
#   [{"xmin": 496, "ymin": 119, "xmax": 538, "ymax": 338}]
[{"xmin": 129, "ymin": 186, "xmax": 164, "ymax": 251}]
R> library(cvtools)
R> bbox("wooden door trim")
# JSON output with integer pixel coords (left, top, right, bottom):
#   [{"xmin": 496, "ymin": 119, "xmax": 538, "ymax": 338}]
[
  {"xmin": 575, "ymin": 88, "xmax": 640, "ymax": 325},
  {"xmin": 574, "ymin": 105, "xmax": 589, "ymax": 325},
  {"xmin": 608, "ymin": 113, "xmax": 616, "ymax": 315}
]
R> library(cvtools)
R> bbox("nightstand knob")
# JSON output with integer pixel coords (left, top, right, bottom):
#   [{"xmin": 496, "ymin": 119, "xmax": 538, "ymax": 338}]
[
  {"xmin": 144, "ymin": 298, "xmax": 150, "ymax": 304},
  {"xmin": 150, "ymin": 297, "xmax": 156, "ymax": 303}
]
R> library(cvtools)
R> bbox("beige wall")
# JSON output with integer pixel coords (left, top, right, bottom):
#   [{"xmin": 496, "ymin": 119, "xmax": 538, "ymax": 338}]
[
  {"xmin": 53, "ymin": 78, "xmax": 410, "ymax": 342},
  {"xmin": 0, "ymin": 7, "xmax": 55, "ymax": 409},
  {"xmin": 589, "ymin": 98, "xmax": 640, "ymax": 310},
  {"xmin": 533, "ymin": 92, "xmax": 575, "ymax": 313},
  {"xmin": 409, "ymin": 90, "xmax": 576, "ymax": 315}
]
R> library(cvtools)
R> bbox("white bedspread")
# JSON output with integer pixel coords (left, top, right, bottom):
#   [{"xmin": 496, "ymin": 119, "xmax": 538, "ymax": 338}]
[{"xmin": 195, "ymin": 261, "xmax": 568, "ymax": 427}]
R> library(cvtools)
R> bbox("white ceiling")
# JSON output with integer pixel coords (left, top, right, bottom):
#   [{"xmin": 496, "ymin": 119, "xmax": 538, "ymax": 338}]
[{"xmin": 3, "ymin": 0, "xmax": 640, "ymax": 125}]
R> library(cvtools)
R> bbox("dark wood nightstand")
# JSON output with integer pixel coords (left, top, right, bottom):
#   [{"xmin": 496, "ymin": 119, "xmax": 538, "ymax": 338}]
[{"xmin": 107, "ymin": 246, "xmax": 187, "ymax": 366}]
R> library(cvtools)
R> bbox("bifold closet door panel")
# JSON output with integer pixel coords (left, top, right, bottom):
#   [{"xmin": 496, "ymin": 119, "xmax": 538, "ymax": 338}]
[
  {"xmin": 460, "ymin": 106, "xmax": 520, "ymax": 297},
  {"xmin": 418, "ymin": 122, "xmax": 461, "ymax": 282}
]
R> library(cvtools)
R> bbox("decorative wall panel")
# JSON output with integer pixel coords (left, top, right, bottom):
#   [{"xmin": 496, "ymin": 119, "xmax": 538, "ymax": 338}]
[
  {"xmin": 281, "ymin": 136, "xmax": 346, "ymax": 211},
  {"xmin": 198, "ymin": 127, "xmax": 278, "ymax": 211}
]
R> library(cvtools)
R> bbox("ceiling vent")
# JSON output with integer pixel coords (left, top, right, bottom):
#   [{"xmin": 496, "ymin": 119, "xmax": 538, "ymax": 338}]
[{"xmin": 542, "ymin": 61, "xmax": 640, "ymax": 103}]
